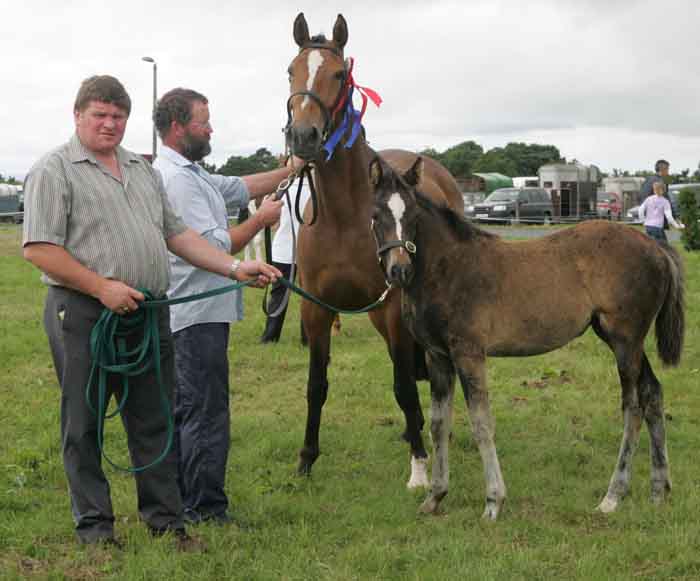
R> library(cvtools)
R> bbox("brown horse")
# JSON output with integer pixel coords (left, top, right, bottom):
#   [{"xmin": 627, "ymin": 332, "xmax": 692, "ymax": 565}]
[
  {"xmin": 285, "ymin": 13, "xmax": 464, "ymax": 486},
  {"xmin": 369, "ymin": 155, "xmax": 685, "ymax": 519}
]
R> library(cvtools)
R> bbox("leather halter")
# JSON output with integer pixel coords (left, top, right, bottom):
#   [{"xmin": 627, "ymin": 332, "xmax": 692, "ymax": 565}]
[
  {"xmin": 375, "ymin": 239, "xmax": 417, "ymax": 258},
  {"xmin": 284, "ymin": 44, "xmax": 349, "ymax": 145}
]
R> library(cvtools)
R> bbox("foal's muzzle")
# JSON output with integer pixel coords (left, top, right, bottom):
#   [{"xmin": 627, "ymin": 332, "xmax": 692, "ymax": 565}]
[{"xmin": 377, "ymin": 240, "xmax": 416, "ymax": 287}]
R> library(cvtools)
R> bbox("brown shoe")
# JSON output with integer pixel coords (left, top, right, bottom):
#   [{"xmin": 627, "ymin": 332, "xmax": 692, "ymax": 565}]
[{"xmin": 174, "ymin": 530, "xmax": 207, "ymax": 553}]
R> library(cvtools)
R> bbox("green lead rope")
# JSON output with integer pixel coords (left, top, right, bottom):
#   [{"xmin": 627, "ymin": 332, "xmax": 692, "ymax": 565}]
[
  {"xmin": 87, "ymin": 282, "xmax": 253, "ymax": 473},
  {"xmin": 88, "ymin": 275, "xmax": 390, "ymax": 473}
]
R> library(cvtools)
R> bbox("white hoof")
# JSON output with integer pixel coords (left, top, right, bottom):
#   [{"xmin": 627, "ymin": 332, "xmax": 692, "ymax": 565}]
[
  {"xmin": 406, "ymin": 456, "xmax": 430, "ymax": 489},
  {"xmin": 481, "ymin": 498, "xmax": 503, "ymax": 521},
  {"xmin": 596, "ymin": 495, "xmax": 619, "ymax": 513}
]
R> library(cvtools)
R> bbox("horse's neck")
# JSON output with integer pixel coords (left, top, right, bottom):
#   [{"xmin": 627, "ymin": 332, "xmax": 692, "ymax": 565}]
[
  {"xmin": 313, "ymin": 144, "xmax": 372, "ymax": 221},
  {"xmin": 414, "ymin": 206, "xmax": 464, "ymax": 274}
]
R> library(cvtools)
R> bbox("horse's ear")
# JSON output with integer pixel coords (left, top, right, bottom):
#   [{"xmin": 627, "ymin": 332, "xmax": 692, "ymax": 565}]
[
  {"xmin": 369, "ymin": 157, "xmax": 383, "ymax": 188},
  {"xmin": 403, "ymin": 157, "xmax": 423, "ymax": 187},
  {"xmin": 294, "ymin": 12, "xmax": 310, "ymax": 48},
  {"xmin": 332, "ymin": 14, "xmax": 348, "ymax": 49}
]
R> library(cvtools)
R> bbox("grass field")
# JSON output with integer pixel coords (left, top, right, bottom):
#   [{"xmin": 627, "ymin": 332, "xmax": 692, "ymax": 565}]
[{"xmin": 1, "ymin": 223, "xmax": 699, "ymax": 580}]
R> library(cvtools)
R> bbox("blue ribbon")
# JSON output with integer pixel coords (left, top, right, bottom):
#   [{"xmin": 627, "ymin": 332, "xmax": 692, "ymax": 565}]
[{"xmin": 322, "ymin": 86, "xmax": 365, "ymax": 161}]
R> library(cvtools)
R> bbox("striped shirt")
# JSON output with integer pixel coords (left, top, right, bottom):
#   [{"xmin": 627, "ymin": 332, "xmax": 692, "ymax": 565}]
[{"xmin": 22, "ymin": 133, "xmax": 186, "ymax": 296}]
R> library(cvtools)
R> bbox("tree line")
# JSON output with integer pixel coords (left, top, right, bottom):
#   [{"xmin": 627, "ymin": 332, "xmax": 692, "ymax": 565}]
[{"xmin": 193, "ymin": 141, "xmax": 700, "ymax": 183}]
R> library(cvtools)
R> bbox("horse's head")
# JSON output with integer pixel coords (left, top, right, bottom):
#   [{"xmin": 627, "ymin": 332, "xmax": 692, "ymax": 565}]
[
  {"xmin": 369, "ymin": 156, "xmax": 423, "ymax": 287},
  {"xmin": 285, "ymin": 12, "xmax": 349, "ymax": 160}
]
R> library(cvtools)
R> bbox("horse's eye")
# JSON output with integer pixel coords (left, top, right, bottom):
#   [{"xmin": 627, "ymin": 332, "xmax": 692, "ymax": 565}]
[{"xmin": 334, "ymin": 70, "xmax": 345, "ymax": 81}]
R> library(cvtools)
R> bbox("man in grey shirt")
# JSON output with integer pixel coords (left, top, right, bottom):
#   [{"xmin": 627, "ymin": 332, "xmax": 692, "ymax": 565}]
[
  {"xmin": 22, "ymin": 75, "xmax": 280, "ymax": 550},
  {"xmin": 153, "ymin": 87, "xmax": 296, "ymax": 525}
]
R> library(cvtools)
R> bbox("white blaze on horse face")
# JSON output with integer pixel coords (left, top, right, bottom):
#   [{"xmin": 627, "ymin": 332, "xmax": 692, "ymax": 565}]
[
  {"xmin": 388, "ymin": 193, "xmax": 406, "ymax": 254},
  {"xmin": 302, "ymin": 50, "xmax": 324, "ymax": 110}
]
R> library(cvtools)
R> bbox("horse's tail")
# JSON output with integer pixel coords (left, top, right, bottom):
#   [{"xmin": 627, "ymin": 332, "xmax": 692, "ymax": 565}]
[{"xmin": 655, "ymin": 243, "xmax": 685, "ymax": 366}]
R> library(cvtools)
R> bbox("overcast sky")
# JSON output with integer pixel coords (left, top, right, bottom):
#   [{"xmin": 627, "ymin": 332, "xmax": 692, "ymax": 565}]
[{"xmin": 2, "ymin": 0, "xmax": 699, "ymax": 180}]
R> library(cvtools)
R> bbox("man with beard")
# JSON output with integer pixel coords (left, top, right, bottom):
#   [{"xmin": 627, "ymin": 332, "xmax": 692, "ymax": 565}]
[{"xmin": 153, "ymin": 88, "xmax": 296, "ymax": 525}]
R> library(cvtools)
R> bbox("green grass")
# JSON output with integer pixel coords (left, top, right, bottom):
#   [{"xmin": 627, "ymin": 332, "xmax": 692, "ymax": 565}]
[{"xmin": 1, "ymin": 224, "xmax": 700, "ymax": 580}]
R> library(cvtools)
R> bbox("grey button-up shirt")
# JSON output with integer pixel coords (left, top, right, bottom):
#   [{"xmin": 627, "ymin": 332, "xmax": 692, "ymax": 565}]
[
  {"xmin": 154, "ymin": 146, "xmax": 250, "ymax": 333},
  {"xmin": 23, "ymin": 134, "xmax": 186, "ymax": 296}
]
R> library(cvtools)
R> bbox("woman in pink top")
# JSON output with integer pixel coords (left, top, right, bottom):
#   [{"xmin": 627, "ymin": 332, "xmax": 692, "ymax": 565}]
[{"xmin": 638, "ymin": 181, "xmax": 685, "ymax": 242}]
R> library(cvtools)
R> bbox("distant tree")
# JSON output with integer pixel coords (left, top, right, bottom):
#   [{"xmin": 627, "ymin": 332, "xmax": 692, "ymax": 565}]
[
  {"xmin": 198, "ymin": 160, "xmax": 217, "ymax": 173},
  {"xmin": 501, "ymin": 142, "xmax": 562, "ymax": 176},
  {"xmin": 693, "ymin": 161, "xmax": 700, "ymax": 181},
  {"xmin": 471, "ymin": 148, "xmax": 518, "ymax": 176},
  {"xmin": 439, "ymin": 140, "xmax": 483, "ymax": 178},
  {"xmin": 678, "ymin": 188, "xmax": 700, "ymax": 250},
  {"xmin": 217, "ymin": 148, "xmax": 279, "ymax": 176},
  {"xmin": 0, "ymin": 173, "xmax": 20, "ymax": 184},
  {"xmin": 418, "ymin": 147, "xmax": 444, "ymax": 163}
]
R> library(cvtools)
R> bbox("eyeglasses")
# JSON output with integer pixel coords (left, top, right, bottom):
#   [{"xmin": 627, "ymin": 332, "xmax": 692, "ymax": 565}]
[{"xmin": 189, "ymin": 120, "xmax": 212, "ymax": 130}]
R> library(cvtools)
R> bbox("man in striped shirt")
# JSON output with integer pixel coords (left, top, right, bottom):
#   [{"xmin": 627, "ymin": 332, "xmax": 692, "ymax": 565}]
[{"xmin": 22, "ymin": 75, "xmax": 281, "ymax": 550}]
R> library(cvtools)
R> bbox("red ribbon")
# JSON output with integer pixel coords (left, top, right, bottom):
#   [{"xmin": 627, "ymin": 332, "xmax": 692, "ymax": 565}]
[{"xmin": 331, "ymin": 57, "xmax": 382, "ymax": 121}]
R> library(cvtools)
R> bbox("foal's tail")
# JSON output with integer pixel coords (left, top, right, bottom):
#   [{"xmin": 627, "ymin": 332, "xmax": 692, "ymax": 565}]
[{"xmin": 655, "ymin": 243, "xmax": 685, "ymax": 366}]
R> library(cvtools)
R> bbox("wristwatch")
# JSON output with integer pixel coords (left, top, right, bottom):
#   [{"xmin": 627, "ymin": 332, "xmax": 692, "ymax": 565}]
[{"xmin": 229, "ymin": 259, "xmax": 241, "ymax": 280}]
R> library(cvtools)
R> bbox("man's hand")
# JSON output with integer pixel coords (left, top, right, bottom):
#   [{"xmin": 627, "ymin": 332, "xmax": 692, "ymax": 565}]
[
  {"xmin": 97, "ymin": 280, "xmax": 145, "ymax": 314},
  {"xmin": 255, "ymin": 195, "xmax": 283, "ymax": 228},
  {"xmin": 233, "ymin": 260, "xmax": 282, "ymax": 288}
]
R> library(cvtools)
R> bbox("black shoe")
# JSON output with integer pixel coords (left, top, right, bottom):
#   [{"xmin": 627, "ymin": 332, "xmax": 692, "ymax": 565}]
[
  {"xmin": 150, "ymin": 526, "xmax": 206, "ymax": 553},
  {"xmin": 80, "ymin": 536, "xmax": 122, "ymax": 550},
  {"xmin": 174, "ymin": 530, "xmax": 206, "ymax": 553}
]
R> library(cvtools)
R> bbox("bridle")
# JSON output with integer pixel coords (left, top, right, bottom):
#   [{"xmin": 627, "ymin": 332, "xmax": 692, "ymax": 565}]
[
  {"xmin": 375, "ymin": 239, "xmax": 417, "ymax": 258},
  {"xmin": 284, "ymin": 43, "xmax": 350, "ymax": 146}
]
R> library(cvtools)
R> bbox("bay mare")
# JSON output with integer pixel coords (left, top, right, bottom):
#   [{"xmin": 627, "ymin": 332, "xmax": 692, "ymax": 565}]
[
  {"xmin": 286, "ymin": 13, "xmax": 464, "ymax": 486},
  {"xmin": 369, "ymin": 156, "xmax": 685, "ymax": 519}
]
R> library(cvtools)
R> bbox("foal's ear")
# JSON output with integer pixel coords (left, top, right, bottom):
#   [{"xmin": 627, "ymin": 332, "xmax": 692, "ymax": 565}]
[
  {"xmin": 403, "ymin": 157, "xmax": 423, "ymax": 187},
  {"xmin": 369, "ymin": 157, "xmax": 383, "ymax": 187},
  {"xmin": 333, "ymin": 14, "xmax": 348, "ymax": 49},
  {"xmin": 294, "ymin": 12, "xmax": 310, "ymax": 48}
]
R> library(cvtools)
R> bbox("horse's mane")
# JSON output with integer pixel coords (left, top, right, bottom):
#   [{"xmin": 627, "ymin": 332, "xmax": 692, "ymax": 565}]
[
  {"xmin": 310, "ymin": 34, "xmax": 329, "ymax": 44},
  {"xmin": 414, "ymin": 190, "xmax": 495, "ymax": 241}
]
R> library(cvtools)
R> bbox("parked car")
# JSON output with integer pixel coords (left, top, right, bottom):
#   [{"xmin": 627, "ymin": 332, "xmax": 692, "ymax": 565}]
[
  {"xmin": 471, "ymin": 187, "xmax": 553, "ymax": 224},
  {"xmin": 627, "ymin": 183, "xmax": 700, "ymax": 222},
  {"xmin": 596, "ymin": 192, "xmax": 622, "ymax": 219}
]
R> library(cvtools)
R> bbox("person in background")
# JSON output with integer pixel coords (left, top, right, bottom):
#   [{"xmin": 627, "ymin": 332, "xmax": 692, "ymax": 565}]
[
  {"xmin": 153, "ymin": 87, "xmax": 298, "ymax": 525},
  {"xmin": 639, "ymin": 181, "xmax": 685, "ymax": 242},
  {"xmin": 260, "ymin": 181, "xmax": 311, "ymax": 343},
  {"xmin": 22, "ymin": 75, "xmax": 279, "ymax": 550}
]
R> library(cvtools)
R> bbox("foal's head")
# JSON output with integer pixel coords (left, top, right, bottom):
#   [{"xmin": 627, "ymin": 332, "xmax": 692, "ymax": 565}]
[
  {"xmin": 369, "ymin": 156, "xmax": 423, "ymax": 287},
  {"xmin": 285, "ymin": 12, "xmax": 349, "ymax": 160}
]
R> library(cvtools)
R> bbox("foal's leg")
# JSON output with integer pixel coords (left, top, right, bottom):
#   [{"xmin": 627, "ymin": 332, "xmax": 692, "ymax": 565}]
[
  {"xmin": 419, "ymin": 353, "xmax": 455, "ymax": 514},
  {"xmin": 298, "ymin": 301, "xmax": 335, "ymax": 475},
  {"xmin": 597, "ymin": 344, "xmax": 644, "ymax": 513},
  {"xmin": 370, "ymin": 303, "xmax": 429, "ymax": 489},
  {"xmin": 455, "ymin": 354, "xmax": 506, "ymax": 520},
  {"xmin": 638, "ymin": 353, "xmax": 672, "ymax": 504}
]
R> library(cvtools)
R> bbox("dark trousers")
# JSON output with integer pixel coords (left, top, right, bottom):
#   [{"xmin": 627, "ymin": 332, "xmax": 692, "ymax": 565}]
[
  {"xmin": 44, "ymin": 287, "xmax": 183, "ymax": 543},
  {"xmin": 260, "ymin": 262, "xmax": 293, "ymax": 342},
  {"xmin": 173, "ymin": 322, "xmax": 230, "ymax": 521},
  {"xmin": 645, "ymin": 225, "xmax": 668, "ymax": 242}
]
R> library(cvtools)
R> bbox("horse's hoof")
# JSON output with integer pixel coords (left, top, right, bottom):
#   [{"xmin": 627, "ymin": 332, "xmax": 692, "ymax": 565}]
[
  {"xmin": 481, "ymin": 498, "xmax": 503, "ymax": 521},
  {"xmin": 418, "ymin": 496, "xmax": 440, "ymax": 515},
  {"xmin": 651, "ymin": 478, "xmax": 672, "ymax": 505},
  {"xmin": 406, "ymin": 456, "xmax": 430, "ymax": 489},
  {"xmin": 596, "ymin": 495, "xmax": 619, "ymax": 513}
]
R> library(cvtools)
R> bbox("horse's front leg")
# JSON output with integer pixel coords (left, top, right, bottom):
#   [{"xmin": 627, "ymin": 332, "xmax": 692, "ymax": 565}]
[
  {"xmin": 455, "ymin": 352, "xmax": 506, "ymax": 520},
  {"xmin": 419, "ymin": 352, "xmax": 455, "ymax": 514},
  {"xmin": 298, "ymin": 301, "xmax": 334, "ymax": 475},
  {"xmin": 370, "ymin": 303, "xmax": 429, "ymax": 489}
]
